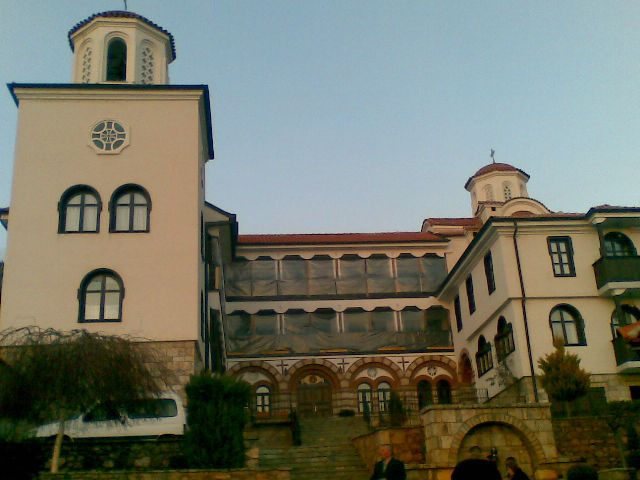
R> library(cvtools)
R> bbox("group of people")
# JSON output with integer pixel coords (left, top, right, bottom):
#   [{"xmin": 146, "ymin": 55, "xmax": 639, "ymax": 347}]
[{"xmin": 370, "ymin": 445, "xmax": 530, "ymax": 480}]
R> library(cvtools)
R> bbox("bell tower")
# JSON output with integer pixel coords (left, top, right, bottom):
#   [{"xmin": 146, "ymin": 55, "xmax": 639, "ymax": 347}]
[{"xmin": 68, "ymin": 11, "xmax": 175, "ymax": 84}]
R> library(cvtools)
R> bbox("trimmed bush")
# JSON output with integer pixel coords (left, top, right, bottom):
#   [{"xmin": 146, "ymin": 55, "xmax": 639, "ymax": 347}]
[
  {"xmin": 566, "ymin": 463, "xmax": 598, "ymax": 480},
  {"xmin": 183, "ymin": 372, "xmax": 251, "ymax": 468}
]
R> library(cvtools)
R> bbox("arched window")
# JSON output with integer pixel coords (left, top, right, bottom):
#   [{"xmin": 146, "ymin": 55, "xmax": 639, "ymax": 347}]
[
  {"xmin": 377, "ymin": 382, "xmax": 392, "ymax": 413},
  {"xmin": 106, "ymin": 38, "xmax": 127, "ymax": 81},
  {"xmin": 604, "ymin": 232, "xmax": 636, "ymax": 257},
  {"xmin": 611, "ymin": 305, "xmax": 640, "ymax": 339},
  {"xmin": 550, "ymin": 305, "xmax": 586, "ymax": 346},
  {"xmin": 483, "ymin": 184, "xmax": 494, "ymax": 201},
  {"xmin": 494, "ymin": 317, "xmax": 515, "ymax": 361},
  {"xmin": 58, "ymin": 185, "xmax": 101, "ymax": 233},
  {"xmin": 357, "ymin": 383, "xmax": 372, "ymax": 413},
  {"xmin": 110, "ymin": 185, "xmax": 151, "ymax": 232},
  {"xmin": 475, "ymin": 335, "xmax": 493, "ymax": 377},
  {"xmin": 503, "ymin": 182, "xmax": 513, "ymax": 201},
  {"xmin": 417, "ymin": 380, "xmax": 433, "ymax": 409},
  {"xmin": 255, "ymin": 385, "xmax": 271, "ymax": 415},
  {"xmin": 436, "ymin": 379, "xmax": 452, "ymax": 404},
  {"xmin": 78, "ymin": 269, "xmax": 124, "ymax": 322}
]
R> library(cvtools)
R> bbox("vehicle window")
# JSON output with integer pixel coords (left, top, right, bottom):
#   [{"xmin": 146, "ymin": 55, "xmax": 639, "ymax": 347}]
[
  {"xmin": 126, "ymin": 399, "xmax": 178, "ymax": 419},
  {"xmin": 83, "ymin": 403, "xmax": 120, "ymax": 422}
]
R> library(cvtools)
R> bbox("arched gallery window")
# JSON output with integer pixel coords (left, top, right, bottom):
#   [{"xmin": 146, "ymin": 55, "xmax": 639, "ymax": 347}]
[
  {"xmin": 550, "ymin": 305, "xmax": 586, "ymax": 346},
  {"xmin": 476, "ymin": 335, "xmax": 493, "ymax": 377},
  {"xmin": 110, "ymin": 185, "xmax": 151, "ymax": 232},
  {"xmin": 611, "ymin": 305, "xmax": 640, "ymax": 339},
  {"xmin": 436, "ymin": 379, "xmax": 452, "ymax": 404},
  {"xmin": 357, "ymin": 383, "xmax": 372, "ymax": 413},
  {"xmin": 604, "ymin": 232, "xmax": 636, "ymax": 257},
  {"xmin": 417, "ymin": 380, "xmax": 433, "ymax": 409},
  {"xmin": 78, "ymin": 269, "xmax": 124, "ymax": 322},
  {"xmin": 255, "ymin": 385, "xmax": 271, "ymax": 415},
  {"xmin": 58, "ymin": 185, "xmax": 101, "ymax": 233},
  {"xmin": 494, "ymin": 317, "xmax": 515, "ymax": 361},
  {"xmin": 377, "ymin": 382, "xmax": 391, "ymax": 413}
]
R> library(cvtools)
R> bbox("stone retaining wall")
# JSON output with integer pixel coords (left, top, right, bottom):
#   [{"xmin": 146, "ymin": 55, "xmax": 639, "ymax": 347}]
[
  {"xmin": 552, "ymin": 417, "xmax": 622, "ymax": 471},
  {"xmin": 353, "ymin": 427, "xmax": 424, "ymax": 471},
  {"xmin": 39, "ymin": 467, "xmax": 291, "ymax": 480}
]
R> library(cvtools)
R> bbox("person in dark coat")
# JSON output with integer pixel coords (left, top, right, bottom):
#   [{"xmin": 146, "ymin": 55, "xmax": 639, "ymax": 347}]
[
  {"xmin": 370, "ymin": 445, "xmax": 406, "ymax": 480},
  {"xmin": 451, "ymin": 458, "xmax": 502, "ymax": 480},
  {"xmin": 505, "ymin": 457, "xmax": 530, "ymax": 480}
]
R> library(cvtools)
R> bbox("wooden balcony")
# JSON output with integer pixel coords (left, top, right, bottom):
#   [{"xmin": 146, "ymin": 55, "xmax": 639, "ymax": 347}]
[
  {"xmin": 593, "ymin": 256, "xmax": 640, "ymax": 296},
  {"xmin": 612, "ymin": 335, "xmax": 640, "ymax": 373}
]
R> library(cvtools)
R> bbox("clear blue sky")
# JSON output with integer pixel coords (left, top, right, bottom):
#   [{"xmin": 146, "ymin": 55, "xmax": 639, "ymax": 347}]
[{"xmin": 1, "ymin": 1, "xmax": 640, "ymax": 260}]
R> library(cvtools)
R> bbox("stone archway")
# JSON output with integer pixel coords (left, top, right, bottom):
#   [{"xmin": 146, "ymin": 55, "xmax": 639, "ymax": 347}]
[{"xmin": 457, "ymin": 422, "xmax": 535, "ymax": 476}]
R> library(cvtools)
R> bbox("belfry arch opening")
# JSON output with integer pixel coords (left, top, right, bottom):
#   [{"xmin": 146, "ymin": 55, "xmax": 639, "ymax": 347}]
[{"xmin": 106, "ymin": 38, "xmax": 127, "ymax": 81}]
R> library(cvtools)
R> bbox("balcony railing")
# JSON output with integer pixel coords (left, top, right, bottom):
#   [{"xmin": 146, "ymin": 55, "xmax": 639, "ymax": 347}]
[
  {"xmin": 612, "ymin": 335, "xmax": 640, "ymax": 369},
  {"xmin": 593, "ymin": 256, "xmax": 640, "ymax": 291}
]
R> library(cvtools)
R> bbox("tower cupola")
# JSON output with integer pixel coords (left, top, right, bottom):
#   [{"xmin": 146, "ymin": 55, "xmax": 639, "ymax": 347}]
[
  {"xmin": 465, "ymin": 162, "xmax": 530, "ymax": 214},
  {"xmin": 68, "ymin": 11, "xmax": 175, "ymax": 85}
]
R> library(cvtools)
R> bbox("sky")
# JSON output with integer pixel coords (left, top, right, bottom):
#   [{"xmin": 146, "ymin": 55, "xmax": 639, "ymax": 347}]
[{"xmin": 1, "ymin": 1, "xmax": 640, "ymax": 260}]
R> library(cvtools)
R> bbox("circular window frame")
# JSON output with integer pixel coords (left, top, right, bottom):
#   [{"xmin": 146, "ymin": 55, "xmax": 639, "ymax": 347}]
[{"xmin": 89, "ymin": 119, "xmax": 130, "ymax": 155}]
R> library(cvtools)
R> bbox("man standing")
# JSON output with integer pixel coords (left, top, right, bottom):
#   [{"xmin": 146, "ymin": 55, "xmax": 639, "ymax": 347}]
[
  {"xmin": 505, "ymin": 457, "xmax": 530, "ymax": 480},
  {"xmin": 370, "ymin": 445, "xmax": 406, "ymax": 480}
]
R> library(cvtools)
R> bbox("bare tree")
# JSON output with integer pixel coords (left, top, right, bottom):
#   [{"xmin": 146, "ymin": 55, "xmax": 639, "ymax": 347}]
[{"xmin": 0, "ymin": 327, "xmax": 173, "ymax": 473}]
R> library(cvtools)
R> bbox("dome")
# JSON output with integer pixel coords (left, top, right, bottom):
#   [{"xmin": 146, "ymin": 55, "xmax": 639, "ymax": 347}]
[{"xmin": 464, "ymin": 162, "xmax": 529, "ymax": 190}]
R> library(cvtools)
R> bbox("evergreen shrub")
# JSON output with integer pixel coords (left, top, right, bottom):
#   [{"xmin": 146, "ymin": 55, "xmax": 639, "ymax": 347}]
[{"xmin": 183, "ymin": 372, "xmax": 251, "ymax": 468}]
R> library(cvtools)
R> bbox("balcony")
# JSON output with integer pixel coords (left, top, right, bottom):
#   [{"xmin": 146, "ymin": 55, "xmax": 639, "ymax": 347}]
[
  {"xmin": 593, "ymin": 256, "xmax": 640, "ymax": 296},
  {"xmin": 612, "ymin": 335, "xmax": 640, "ymax": 373}
]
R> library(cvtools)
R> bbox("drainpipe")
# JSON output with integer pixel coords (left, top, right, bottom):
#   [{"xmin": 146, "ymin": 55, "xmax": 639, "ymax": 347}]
[{"xmin": 512, "ymin": 221, "xmax": 539, "ymax": 402}]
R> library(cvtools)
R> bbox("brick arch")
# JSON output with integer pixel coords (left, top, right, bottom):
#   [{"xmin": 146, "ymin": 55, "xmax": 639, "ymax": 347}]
[
  {"xmin": 406, "ymin": 355, "xmax": 457, "ymax": 383},
  {"xmin": 227, "ymin": 361, "xmax": 283, "ymax": 391},
  {"xmin": 448, "ymin": 413, "xmax": 547, "ymax": 466},
  {"xmin": 287, "ymin": 359, "xmax": 343, "ymax": 391},
  {"xmin": 345, "ymin": 357, "xmax": 403, "ymax": 385}
]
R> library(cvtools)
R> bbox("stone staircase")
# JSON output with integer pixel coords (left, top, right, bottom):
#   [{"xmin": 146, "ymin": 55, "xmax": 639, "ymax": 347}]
[{"xmin": 259, "ymin": 416, "xmax": 371, "ymax": 480}]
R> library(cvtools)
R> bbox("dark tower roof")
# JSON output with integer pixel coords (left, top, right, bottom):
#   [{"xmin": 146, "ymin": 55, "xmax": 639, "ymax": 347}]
[
  {"xmin": 464, "ymin": 162, "xmax": 529, "ymax": 190},
  {"xmin": 68, "ymin": 11, "xmax": 176, "ymax": 61}
]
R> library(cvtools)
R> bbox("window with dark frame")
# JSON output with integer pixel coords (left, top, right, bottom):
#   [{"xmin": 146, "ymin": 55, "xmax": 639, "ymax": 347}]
[
  {"xmin": 483, "ymin": 251, "xmax": 496, "ymax": 294},
  {"xmin": 547, "ymin": 237, "xmax": 575, "ymax": 277},
  {"xmin": 604, "ymin": 232, "xmax": 637, "ymax": 257},
  {"xmin": 475, "ymin": 335, "xmax": 493, "ymax": 377},
  {"xmin": 110, "ymin": 185, "xmax": 151, "ymax": 233},
  {"xmin": 78, "ymin": 269, "xmax": 124, "ymax": 322},
  {"xmin": 59, "ymin": 186, "xmax": 101, "ymax": 233},
  {"xmin": 454, "ymin": 295, "xmax": 463, "ymax": 332},
  {"xmin": 255, "ymin": 385, "xmax": 271, "ymax": 414},
  {"xmin": 550, "ymin": 304, "xmax": 586, "ymax": 346},
  {"xmin": 465, "ymin": 275, "xmax": 476, "ymax": 314},
  {"xmin": 495, "ymin": 317, "xmax": 515, "ymax": 361}
]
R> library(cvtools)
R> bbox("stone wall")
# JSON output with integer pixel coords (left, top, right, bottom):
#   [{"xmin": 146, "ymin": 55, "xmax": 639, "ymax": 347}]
[
  {"xmin": 421, "ymin": 403, "xmax": 558, "ymax": 477},
  {"xmin": 353, "ymin": 427, "xmax": 425, "ymax": 471},
  {"xmin": 552, "ymin": 417, "xmax": 621, "ymax": 471},
  {"xmin": 39, "ymin": 468, "xmax": 291, "ymax": 480},
  {"xmin": 146, "ymin": 340, "xmax": 202, "ymax": 400}
]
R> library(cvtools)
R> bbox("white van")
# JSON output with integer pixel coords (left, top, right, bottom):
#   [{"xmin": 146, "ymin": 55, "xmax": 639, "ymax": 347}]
[{"xmin": 35, "ymin": 393, "xmax": 186, "ymax": 439}]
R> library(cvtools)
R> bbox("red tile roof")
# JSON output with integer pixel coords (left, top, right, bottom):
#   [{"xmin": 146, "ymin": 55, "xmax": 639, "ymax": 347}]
[
  {"xmin": 423, "ymin": 217, "xmax": 480, "ymax": 227},
  {"xmin": 464, "ymin": 162, "xmax": 530, "ymax": 189},
  {"xmin": 237, "ymin": 232, "xmax": 447, "ymax": 245},
  {"xmin": 68, "ymin": 11, "xmax": 176, "ymax": 60}
]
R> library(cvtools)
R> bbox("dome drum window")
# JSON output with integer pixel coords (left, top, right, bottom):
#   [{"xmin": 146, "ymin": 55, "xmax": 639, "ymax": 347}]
[{"xmin": 90, "ymin": 120, "xmax": 129, "ymax": 154}]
